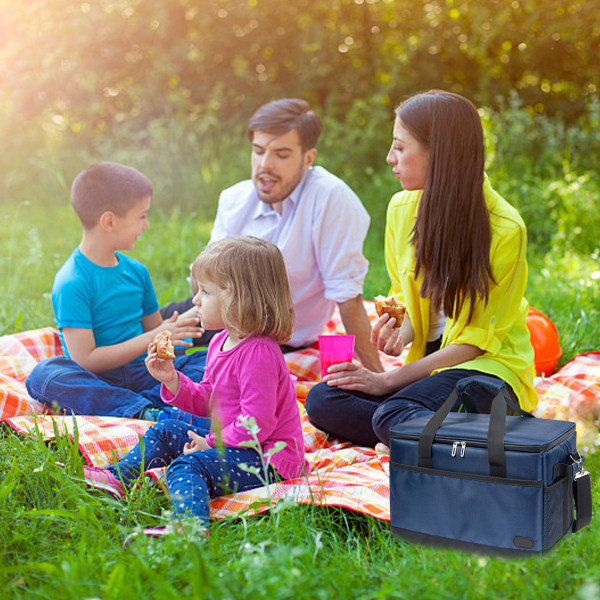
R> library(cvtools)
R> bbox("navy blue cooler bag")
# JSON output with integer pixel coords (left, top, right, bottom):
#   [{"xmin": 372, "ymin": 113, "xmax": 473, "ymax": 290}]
[{"xmin": 389, "ymin": 376, "xmax": 592, "ymax": 555}]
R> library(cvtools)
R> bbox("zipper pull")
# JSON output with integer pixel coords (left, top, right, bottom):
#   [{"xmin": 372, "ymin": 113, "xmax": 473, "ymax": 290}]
[
  {"xmin": 460, "ymin": 441, "xmax": 466, "ymax": 458},
  {"xmin": 451, "ymin": 441, "xmax": 458, "ymax": 457}
]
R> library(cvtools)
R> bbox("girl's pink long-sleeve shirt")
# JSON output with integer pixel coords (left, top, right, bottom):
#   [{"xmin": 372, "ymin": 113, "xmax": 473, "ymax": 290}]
[{"xmin": 161, "ymin": 330, "xmax": 308, "ymax": 480}]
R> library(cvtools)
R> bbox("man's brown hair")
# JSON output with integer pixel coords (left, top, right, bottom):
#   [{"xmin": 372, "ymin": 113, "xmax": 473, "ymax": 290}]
[
  {"xmin": 247, "ymin": 98, "xmax": 323, "ymax": 152},
  {"xmin": 71, "ymin": 162, "xmax": 153, "ymax": 229}
]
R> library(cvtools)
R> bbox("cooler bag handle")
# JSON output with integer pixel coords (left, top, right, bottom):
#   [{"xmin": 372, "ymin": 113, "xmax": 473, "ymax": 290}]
[{"xmin": 418, "ymin": 375, "xmax": 532, "ymax": 478}]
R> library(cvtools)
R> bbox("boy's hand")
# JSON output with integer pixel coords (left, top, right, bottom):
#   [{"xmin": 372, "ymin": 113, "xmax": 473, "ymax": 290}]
[
  {"xmin": 145, "ymin": 343, "xmax": 179, "ymax": 394},
  {"xmin": 183, "ymin": 430, "xmax": 210, "ymax": 454},
  {"xmin": 176, "ymin": 306, "xmax": 200, "ymax": 322},
  {"xmin": 161, "ymin": 311, "xmax": 204, "ymax": 348}
]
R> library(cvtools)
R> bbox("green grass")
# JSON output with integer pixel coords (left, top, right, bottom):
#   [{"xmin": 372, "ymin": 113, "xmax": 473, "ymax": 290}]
[
  {"xmin": 0, "ymin": 425, "xmax": 599, "ymax": 599},
  {"xmin": 527, "ymin": 251, "xmax": 600, "ymax": 366},
  {"xmin": 1, "ymin": 166, "xmax": 599, "ymax": 598}
]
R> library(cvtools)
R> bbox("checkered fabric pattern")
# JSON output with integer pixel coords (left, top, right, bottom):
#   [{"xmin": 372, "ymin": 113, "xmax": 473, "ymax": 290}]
[
  {"xmin": 0, "ymin": 327, "xmax": 61, "ymax": 420},
  {"xmin": 5, "ymin": 414, "xmax": 151, "ymax": 468},
  {"xmin": 2, "ymin": 305, "xmax": 599, "ymax": 523},
  {"xmin": 532, "ymin": 351, "xmax": 600, "ymax": 451},
  {"xmin": 284, "ymin": 301, "xmax": 407, "ymax": 383},
  {"xmin": 6, "ymin": 402, "xmax": 393, "ymax": 521},
  {"xmin": 144, "ymin": 403, "xmax": 393, "ymax": 521}
]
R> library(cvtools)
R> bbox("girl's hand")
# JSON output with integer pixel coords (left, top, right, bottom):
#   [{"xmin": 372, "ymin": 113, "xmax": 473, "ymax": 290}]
[
  {"xmin": 370, "ymin": 313, "xmax": 405, "ymax": 357},
  {"xmin": 323, "ymin": 361, "xmax": 390, "ymax": 396},
  {"xmin": 183, "ymin": 430, "xmax": 210, "ymax": 454},
  {"xmin": 145, "ymin": 343, "xmax": 179, "ymax": 392}
]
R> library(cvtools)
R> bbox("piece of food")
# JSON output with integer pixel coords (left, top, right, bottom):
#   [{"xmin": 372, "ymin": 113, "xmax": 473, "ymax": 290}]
[
  {"xmin": 154, "ymin": 330, "xmax": 175, "ymax": 359},
  {"xmin": 374, "ymin": 295, "xmax": 406, "ymax": 328}
]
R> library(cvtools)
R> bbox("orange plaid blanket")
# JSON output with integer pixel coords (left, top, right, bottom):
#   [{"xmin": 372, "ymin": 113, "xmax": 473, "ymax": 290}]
[
  {"xmin": 5, "ymin": 404, "xmax": 393, "ymax": 521},
  {"xmin": 1, "ymin": 304, "xmax": 599, "ymax": 523}
]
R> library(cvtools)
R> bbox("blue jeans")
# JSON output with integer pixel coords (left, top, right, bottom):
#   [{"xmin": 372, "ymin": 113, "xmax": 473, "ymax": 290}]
[
  {"xmin": 25, "ymin": 351, "xmax": 207, "ymax": 418},
  {"xmin": 108, "ymin": 419, "xmax": 279, "ymax": 525},
  {"xmin": 305, "ymin": 369, "xmax": 515, "ymax": 447}
]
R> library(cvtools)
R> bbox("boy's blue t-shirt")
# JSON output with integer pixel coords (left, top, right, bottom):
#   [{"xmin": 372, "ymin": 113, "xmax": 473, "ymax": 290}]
[{"xmin": 52, "ymin": 247, "xmax": 159, "ymax": 362}]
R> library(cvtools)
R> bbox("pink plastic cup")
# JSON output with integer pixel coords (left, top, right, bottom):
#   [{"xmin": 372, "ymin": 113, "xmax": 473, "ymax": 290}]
[{"xmin": 318, "ymin": 334, "xmax": 355, "ymax": 379}]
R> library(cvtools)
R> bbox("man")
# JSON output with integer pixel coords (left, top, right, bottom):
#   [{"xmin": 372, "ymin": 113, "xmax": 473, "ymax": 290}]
[{"xmin": 164, "ymin": 98, "xmax": 382, "ymax": 372}]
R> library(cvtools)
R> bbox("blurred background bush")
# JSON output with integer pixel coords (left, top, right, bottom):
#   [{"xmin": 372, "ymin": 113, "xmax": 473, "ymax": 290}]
[
  {"xmin": 1, "ymin": 0, "xmax": 599, "ymax": 256},
  {"xmin": 1, "ymin": 1, "xmax": 599, "ymax": 346}
]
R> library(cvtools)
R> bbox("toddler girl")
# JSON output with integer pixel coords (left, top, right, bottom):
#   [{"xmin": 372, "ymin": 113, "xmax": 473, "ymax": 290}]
[{"xmin": 84, "ymin": 236, "xmax": 308, "ymax": 537}]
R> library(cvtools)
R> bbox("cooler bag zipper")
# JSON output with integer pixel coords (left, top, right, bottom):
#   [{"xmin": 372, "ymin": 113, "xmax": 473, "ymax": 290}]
[{"xmin": 391, "ymin": 427, "xmax": 574, "ymax": 454}]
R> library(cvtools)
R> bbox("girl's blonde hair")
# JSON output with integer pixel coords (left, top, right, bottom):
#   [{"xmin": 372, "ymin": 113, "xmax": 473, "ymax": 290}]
[{"xmin": 191, "ymin": 236, "xmax": 295, "ymax": 344}]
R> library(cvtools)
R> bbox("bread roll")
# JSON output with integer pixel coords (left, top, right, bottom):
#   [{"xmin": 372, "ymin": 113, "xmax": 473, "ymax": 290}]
[
  {"xmin": 374, "ymin": 295, "xmax": 406, "ymax": 328},
  {"xmin": 154, "ymin": 330, "xmax": 175, "ymax": 359}
]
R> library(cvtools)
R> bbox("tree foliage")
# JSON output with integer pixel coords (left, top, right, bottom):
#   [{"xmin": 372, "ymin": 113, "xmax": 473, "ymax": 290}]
[{"xmin": 1, "ymin": 0, "xmax": 598, "ymax": 146}]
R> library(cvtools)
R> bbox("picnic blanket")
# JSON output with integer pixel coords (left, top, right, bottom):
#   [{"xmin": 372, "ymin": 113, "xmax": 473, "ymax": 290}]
[{"xmin": 1, "ymin": 303, "xmax": 599, "ymax": 523}]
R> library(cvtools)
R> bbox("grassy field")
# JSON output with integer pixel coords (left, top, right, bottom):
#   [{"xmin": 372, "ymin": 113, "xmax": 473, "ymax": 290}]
[
  {"xmin": 0, "ymin": 117, "xmax": 600, "ymax": 600},
  {"xmin": 0, "ymin": 425, "xmax": 598, "ymax": 600},
  {"xmin": 1, "ymin": 159, "xmax": 600, "ymax": 597}
]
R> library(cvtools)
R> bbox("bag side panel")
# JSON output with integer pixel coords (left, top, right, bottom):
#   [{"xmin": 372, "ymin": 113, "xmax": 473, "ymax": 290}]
[
  {"xmin": 543, "ymin": 473, "xmax": 574, "ymax": 549},
  {"xmin": 390, "ymin": 464, "xmax": 545, "ymax": 552},
  {"xmin": 541, "ymin": 434, "xmax": 577, "ymax": 484}
]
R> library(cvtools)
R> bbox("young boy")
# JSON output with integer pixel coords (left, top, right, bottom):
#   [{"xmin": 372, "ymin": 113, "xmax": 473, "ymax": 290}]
[{"xmin": 26, "ymin": 162, "xmax": 206, "ymax": 419}]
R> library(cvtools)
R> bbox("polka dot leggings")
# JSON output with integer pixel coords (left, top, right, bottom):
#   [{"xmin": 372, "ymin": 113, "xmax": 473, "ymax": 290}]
[{"xmin": 107, "ymin": 418, "xmax": 279, "ymax": 526}]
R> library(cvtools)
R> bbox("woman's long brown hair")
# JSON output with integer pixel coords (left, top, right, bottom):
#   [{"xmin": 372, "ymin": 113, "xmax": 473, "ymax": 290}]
[{"xmin": 396, "ymin": 90, "xmax": 493, "ymax": 321}]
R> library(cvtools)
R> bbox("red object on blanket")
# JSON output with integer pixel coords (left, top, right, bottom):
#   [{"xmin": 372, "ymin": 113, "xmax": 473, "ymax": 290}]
[{"xmin": 527, "ymin": 307, "xmax": 563, "ymax": 376}]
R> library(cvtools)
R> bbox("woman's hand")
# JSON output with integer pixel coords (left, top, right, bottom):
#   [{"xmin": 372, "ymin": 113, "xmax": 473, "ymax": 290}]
[
  {"xmin": 323, "ymin": 361, "xmax": 390, "ymax": 396},
  {"xmin": 370, "ymin": 313, "xmax": 405, "ymax": 357},
  {"xmin": 145, "ymin": 343, "xmax": 179, "ymax": 394},
  {"xmin": 183, "ymin": 430, "xmax": 210, "ymax": 454}
]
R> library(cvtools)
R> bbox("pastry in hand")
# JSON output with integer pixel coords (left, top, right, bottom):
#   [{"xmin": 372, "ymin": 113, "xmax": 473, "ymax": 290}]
[
  {"xmin": 374, "ymin": 295, "xmax": 406, "ymax": 328},
  {"xmin": 154, "ymin": 330, "xmax": 175, "ymax": 359}
]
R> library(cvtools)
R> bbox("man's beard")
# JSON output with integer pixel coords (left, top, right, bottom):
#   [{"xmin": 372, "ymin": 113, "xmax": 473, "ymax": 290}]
[{"xmin": 254, "ymin": 165, "xmax": 305, "ymax": 206}]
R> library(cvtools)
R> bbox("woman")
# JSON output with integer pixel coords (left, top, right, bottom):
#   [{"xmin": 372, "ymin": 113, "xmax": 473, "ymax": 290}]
[{"xmin": 306, "ymin": 90, "xmax": 537, "ymax": 447}]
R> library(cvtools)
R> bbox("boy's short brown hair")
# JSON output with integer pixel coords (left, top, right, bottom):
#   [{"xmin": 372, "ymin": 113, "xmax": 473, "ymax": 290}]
[
  {"xmin": 246, "ymin": 98, "xmax": 322, "ymax": 152},
  {"xmin": 71, "ymin": 162, "xmax": 153, "ymax": 229},
  {"xmin": 191, "ymin": 236, "xmax": 295, "ymax": 344}
]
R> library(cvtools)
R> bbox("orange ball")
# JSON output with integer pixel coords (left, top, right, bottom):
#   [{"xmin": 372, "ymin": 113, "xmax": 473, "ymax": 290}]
[{"xmin": 526, "ymin": 307, "xmax": 563, "ymax": 376}]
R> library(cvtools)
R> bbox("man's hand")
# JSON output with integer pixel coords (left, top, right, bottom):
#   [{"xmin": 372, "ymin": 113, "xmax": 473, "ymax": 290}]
[
  {"xmin": 337, "ymin": 295, "xmax": 384, "ymax": 372},
  {"xmin": 158, "ymin": 311, "xmax": 205, "ymax": 348}
]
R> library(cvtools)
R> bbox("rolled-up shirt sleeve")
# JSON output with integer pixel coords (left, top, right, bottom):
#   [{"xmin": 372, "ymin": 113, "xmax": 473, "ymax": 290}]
[{"xmin": 313, "ymin": 186, "xmax": 370, "ymax": 303}]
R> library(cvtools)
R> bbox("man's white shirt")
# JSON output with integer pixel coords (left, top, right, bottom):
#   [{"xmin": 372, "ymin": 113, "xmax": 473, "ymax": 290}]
[{"xmin": 210, "ymin": 166, "xmax": 370, "ymax": 348}]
